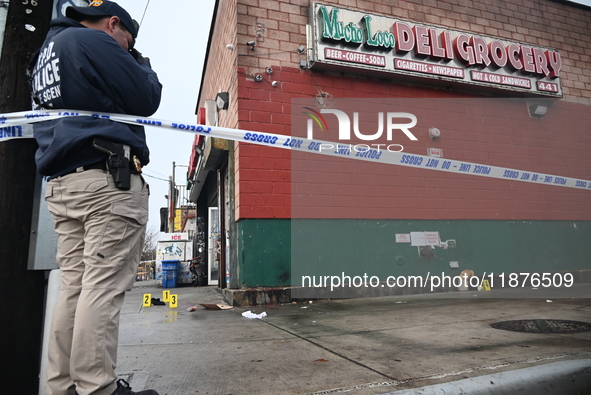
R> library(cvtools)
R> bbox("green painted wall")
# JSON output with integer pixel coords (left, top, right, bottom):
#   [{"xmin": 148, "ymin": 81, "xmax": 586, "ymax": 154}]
[
  {"xmin": 237, "ymin": 219, "xmax": 292, "ymax": 287},
  {"xmin": 236, "ymin": 219, "xmax": 591, "ymax": 288}
]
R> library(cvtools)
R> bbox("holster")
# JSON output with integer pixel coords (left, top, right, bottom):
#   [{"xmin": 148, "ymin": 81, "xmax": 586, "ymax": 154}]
[{"xmin": 92, "ymin": 138, "xmax": 131, "ymax": 190}]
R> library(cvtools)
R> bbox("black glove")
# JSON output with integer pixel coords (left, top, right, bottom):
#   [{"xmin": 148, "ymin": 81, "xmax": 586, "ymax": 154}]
[{"xmin": 129, "ymin": 48, "xmax": 152, "ymax": 68}]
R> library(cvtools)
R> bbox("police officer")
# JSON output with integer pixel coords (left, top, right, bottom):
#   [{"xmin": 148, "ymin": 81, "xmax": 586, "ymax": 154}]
[{"xmin": 30, "ymin": 1, "xmax": 161, "ymax": 394}]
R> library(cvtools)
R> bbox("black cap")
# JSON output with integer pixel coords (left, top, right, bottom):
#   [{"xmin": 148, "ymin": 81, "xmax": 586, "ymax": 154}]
[{"xmin": 66, "ymin": 0, "xmax": 138, "ymax": 38}]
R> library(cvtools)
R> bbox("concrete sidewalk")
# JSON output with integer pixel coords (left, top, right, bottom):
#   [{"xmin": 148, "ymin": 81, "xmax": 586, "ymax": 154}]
[{"xmin": 118, "ymin": 282, "xmax": 591, "ymax": 394}]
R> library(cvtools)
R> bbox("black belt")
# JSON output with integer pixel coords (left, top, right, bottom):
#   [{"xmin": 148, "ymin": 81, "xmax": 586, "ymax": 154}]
[
  {"xmin": 82, "ymin": 160, "xmax": 108, "ymax": 171},
  {"xmin": 57, "ymin": 156, "xmax": 142, "ymax": 180},
  {"xmin": 60, "ymin": 160, "xmax": 108, "ymax": 177}
]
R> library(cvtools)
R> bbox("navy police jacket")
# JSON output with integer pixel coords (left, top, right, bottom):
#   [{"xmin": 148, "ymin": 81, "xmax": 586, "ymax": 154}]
[{"xmin": 30, "ymin": 17, "xmax": 162, "ymax": 178}]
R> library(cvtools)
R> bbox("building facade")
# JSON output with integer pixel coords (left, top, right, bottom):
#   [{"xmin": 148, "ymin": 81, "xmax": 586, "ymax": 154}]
[{"xmin": 190, "ymin": 0, "xmax": 591, "ymax": 304}]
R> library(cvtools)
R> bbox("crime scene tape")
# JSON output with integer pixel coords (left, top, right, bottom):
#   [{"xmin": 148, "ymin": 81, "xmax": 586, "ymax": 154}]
[{"xmin": 2, "ymin": 109, "xmax": 591, "ymax": 191}]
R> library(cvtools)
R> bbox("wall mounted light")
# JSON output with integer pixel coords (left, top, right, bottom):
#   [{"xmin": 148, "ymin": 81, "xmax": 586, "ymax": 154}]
[
  {"xmin": 216, "ymin": 92, "xmax": 229, "ymax": 110},
  {"xmin": 529, "ymin": 104, "xmax": 548, "ymax": 118}
]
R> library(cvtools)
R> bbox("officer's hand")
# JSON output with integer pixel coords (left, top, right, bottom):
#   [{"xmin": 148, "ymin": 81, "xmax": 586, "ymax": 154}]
[{"xmin": 129, "ymin": 48, "xmax": 152, "ymax": 68}]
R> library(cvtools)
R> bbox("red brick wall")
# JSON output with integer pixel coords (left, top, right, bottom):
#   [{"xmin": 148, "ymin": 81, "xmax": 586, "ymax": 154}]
[
  {"xmin": 224, "ymin": 0, "xmax": 591, "ymax": 220},
  {"xmin": 199, "ymin": 0, "xmax": 238, "ymax": 129}
]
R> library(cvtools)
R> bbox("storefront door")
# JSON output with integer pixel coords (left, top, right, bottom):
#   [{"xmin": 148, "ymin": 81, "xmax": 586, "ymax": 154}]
[{"xmin": 208, "ymin": 207, "xmax": 220, "ymax": 285}]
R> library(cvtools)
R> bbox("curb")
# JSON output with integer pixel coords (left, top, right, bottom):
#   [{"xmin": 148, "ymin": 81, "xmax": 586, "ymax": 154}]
[{"xmin": 384, "ymin": 359, "xmax": 591, "ymax": 394}]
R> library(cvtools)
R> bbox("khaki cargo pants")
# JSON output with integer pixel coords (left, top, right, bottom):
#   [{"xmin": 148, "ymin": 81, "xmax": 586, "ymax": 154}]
[{"xmin": 45, "ymin": 169, "xmax": 148, "ymax": 395}]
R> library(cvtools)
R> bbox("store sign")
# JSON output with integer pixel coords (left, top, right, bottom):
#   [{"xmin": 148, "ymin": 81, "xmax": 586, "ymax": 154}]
[
  {"xmin": 309, "ymin": 3, "xmax": 562, "ymax": 96},
  {"xmin": 165, "ymin": 233, "xmax": 189, "ymax": 241}
]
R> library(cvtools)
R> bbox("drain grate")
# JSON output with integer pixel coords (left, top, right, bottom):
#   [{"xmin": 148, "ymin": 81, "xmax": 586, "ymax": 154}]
[{"xmin": 491, "ymin": 319, "xmax": 591, "ymax": 334}]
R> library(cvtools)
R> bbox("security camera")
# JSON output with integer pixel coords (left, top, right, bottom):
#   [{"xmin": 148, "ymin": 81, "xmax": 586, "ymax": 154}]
[
  {"xmin": 254, "ymin": 74, "xmax": 263, "ymax": 82},
  {"xmin": 266, "ymin": 67, "xmax": 273, "ymax": 74},
  {"xmin": 429, "ymin": 127, "xmax": 441, "ymax": 139},
  {"xmin": 246, "ymin": 41, "xmax": 256, "ymax": 50},
  {"xmin": 271, "ymin": 81, "xmax": 278, "ymax": 87}
]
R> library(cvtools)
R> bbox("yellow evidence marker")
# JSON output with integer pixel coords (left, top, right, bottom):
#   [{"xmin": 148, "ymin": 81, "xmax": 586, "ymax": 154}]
[
  {"xmin": 142, "ymin": 294, "xmax": 152, "ymax": 307},
  {"xmin": 170, "ymin": 294, "xmax": 178, "ymax": 308},
  {"xmin": 162, "ymin": 290, "xmax": 171, "ymax": 303}
]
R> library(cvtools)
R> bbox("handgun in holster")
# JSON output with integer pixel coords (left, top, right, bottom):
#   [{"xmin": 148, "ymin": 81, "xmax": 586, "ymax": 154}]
[{"xmin": 92, "ymin": 137, "xmax": 131, "ymax": 190}]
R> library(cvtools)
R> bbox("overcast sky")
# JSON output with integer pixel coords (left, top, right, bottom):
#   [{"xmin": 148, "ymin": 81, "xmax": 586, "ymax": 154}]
[
  {"xmin": 112, "ymin": 0, "xmax": 216, "ymax": 237},
  {"xmin": 568, "ymin": 0, "xmax": 591, "ymax": 6}
]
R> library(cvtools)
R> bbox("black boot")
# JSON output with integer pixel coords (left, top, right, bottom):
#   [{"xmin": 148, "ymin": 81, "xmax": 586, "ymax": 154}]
[{"xmin": 111, "ymin": 379, "xmax": 159, "ymax": 395}]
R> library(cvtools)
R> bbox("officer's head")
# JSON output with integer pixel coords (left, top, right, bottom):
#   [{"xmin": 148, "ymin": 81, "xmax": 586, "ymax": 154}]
[{"xmin": 67, "ymin": 1, "xmax": 139, "ymax": 50}]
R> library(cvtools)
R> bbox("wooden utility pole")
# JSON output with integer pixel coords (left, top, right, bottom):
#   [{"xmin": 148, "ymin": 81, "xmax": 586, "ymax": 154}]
[{"xmin": 0, "ymin": 0, "xmax": 53, "ymax": 393}]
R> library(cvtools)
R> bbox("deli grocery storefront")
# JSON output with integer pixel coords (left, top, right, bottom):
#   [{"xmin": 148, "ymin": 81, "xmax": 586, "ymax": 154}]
[{"xmin": 189, "ymin": 0, "xmax": 591, "ymax": 304}]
